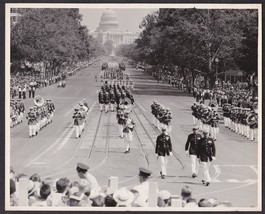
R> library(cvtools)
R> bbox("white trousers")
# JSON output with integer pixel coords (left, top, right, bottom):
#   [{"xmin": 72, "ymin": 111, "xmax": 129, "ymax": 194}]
[
  {"xmin": 124, "ymin": 132, "xmax": 133, "ymax": 151},
  {"xmin": 105, "ymin": 104, "xmax": 109, "ymax": 112},
  {"xmin": 100, "ymin": 104, "xmax": 103, "ymax": 111},
  {"xmin": 29, "ymin": 125, "xmax": 36, "ymax": 136},
  {"xmin": 75, "ymin": 125, "xmax": 80, "ymax": 138},
  {"xmin": 159, "ymin": 156, "xmax": 169, "ymax": 175},
  {"xmin": 119, "ymin": 125, "xmax": 124, "ymax": 137},
  {"xmin": 110, "ymin": 103, "xmax": 114, "ymax": 111},
  {"xmin": 190, "ymin": 155, "xmax": 198, "ymax": 174},
  {"xmin": 192, "ymin": 116, "xmax": 196, "ymax": 126},
  {"xmin": 201, "ymin": 161, "xmax": 211, "ymax": 182}
]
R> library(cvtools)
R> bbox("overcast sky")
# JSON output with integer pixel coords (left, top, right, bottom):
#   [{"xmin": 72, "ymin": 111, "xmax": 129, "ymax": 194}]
[{"xmin": 79, "ymin": 8, "xmax": 157, "ymax": 33}]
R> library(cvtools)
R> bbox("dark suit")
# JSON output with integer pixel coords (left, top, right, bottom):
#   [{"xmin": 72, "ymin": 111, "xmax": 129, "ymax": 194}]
[{"xmin": 197, "ymin": 137, "xmax": 216, "ymax": 162}]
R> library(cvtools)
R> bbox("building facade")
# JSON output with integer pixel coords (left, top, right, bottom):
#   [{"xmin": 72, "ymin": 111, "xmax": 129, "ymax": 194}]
[{"xmin": 92, "ymin": 9, "xmax": 138, "ymax": 47}]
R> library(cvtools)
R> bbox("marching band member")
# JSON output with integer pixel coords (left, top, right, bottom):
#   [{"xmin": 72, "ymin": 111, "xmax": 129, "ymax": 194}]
[
  {"xmin": 98, "ymin": 90, "xmax": 104, "ymax": 112},
  {"xmin": 123, "ymin": 112, "xmax": 135, "ymax": 153},
  {"xmin": 104, "ymin": 91, "xmax": 110, "ymax": 113},
  {"xmin": 210, "ymin": 110, "xmax": 220, "ymax": 141},
  {"xmin": 26, "ymin": 107, "xmax": 36, "ymax": 138},
  {"xmin": 73, "ymin": 108, "xmax": 82, "ymax": 138}
]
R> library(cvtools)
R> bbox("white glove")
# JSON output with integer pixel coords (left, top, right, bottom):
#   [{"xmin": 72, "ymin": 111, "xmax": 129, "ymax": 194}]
[
  {"xmin": 185, "ymin": 150, "xmax": 189, "ymax": 156},
  {"xmin": 169, "ymin": 152, "xmax": 173, "ymax": 156},
  {"xmin": 212, "ymin": 156, "xmax": 216, "ymax": 161}
]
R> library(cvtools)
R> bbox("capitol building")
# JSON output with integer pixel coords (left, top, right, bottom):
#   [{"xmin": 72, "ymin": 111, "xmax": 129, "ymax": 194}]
[{"xmin": 91, "ymin": 9, "xmax": 139, "ymax": 47}]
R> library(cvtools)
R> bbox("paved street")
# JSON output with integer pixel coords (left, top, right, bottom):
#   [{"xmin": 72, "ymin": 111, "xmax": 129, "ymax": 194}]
[{"xmin": 10, "ymin": 61, "xmax": 258, "ymax": 207}]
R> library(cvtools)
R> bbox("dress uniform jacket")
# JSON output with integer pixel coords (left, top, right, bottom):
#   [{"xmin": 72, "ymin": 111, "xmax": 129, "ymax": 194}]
[
  {"xmin": 197, "ymin": 137, "xmax": 216, "ymax": 162},
  {"xmin": 104, "ymin": 93, "xmax": 110, "ymax": 104},
  {"xmin": 155, "ymin": 133, "xmax": 172, "ymax": 156},
  {"xmin": 27, "ymin": 112, "xmax": 36, "ymax": 125},
  {"xmin": 185, "ymin": 133, "xmax": 202, "ymax": 155},
  {"xmin": 98, "ymin": 92, "xmax": 104, "ymax": 104}
]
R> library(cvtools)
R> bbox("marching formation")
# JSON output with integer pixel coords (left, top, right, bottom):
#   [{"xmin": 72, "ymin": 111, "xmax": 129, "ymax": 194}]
[
  {"xmin": 191, "ymin": 103, "xmax": 220, "ymax": 141},
  {"xmin": 223, "ymin": 104, "xmax": 258, "ymax": 141},
  {"xmin": 151, "ymin": 101, "xmax": 173, "ymax": 133},
  {"xmin": 10, "ymin": 99, "xmax": 25, "ymax": 128},
  {"xmin": 26, "ymin": 96, "xmax": 55, "ymax": 138},
  {"xmin": 98, "ymin": 61, "xmax": 136, "ymax": 154},
  {"xmin": 72, "ymin": 99, "xmax": 89, "ymax": 139}
]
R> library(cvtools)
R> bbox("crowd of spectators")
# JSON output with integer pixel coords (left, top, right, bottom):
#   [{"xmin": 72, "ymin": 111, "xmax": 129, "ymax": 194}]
[
  {"xmin": 10, "ymin": 61, "xmax": 94, "ymax": 99},
  {"xmin": 10, "ymin": 164, "xmax": 232, "ymax": 208}
]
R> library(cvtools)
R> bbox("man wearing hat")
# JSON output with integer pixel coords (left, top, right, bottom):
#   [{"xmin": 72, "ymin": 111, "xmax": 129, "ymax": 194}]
[
  {"xmin": 185, "ymin": 126, "xmax": 202, "ymax": 178},
  {"xmin": 76, "ymin": 162, "xmax": 100, "ymax": 191},
  {"xmin": 133, "ymin": 167, "xmax": 158, "ymax": 200},
  {"xmin": 197, "ymin": 131, "xmax": 216, "ymax": 186},
  {"xmin": 155, "ymin": 127, "xmax": 173, "ymax": 179}
]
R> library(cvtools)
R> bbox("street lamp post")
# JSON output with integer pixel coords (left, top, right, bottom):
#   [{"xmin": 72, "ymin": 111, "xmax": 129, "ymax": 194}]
[{"xmin": 215, "ymin": 58, "xmax": 219, "ymax": 83}]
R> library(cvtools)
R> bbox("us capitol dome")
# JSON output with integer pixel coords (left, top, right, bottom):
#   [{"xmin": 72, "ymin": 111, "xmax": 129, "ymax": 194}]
[{"xmin": 92, "ymin": 9, "xmax": 138, "ymax": 47}]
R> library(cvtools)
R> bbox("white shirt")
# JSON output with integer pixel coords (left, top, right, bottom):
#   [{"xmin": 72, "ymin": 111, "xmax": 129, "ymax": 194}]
[
  {"xmin": 84, "ymin": 173, "xmax": 101, "ymax": 191},
  {"xmin": 133, "ymin": 181, "xmax": 159, "ymax": 201}
]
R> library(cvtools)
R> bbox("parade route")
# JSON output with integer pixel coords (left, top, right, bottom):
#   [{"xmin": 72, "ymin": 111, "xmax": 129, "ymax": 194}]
[{"xmin": 10, "ymin": 61, "xmax": 259, "ymax": 207}]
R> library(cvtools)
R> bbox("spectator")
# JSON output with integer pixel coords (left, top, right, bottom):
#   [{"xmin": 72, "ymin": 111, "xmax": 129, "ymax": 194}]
[
  {"xmin": 132, "ymin": 196, "xmax": 148, "ymax": 207},
  {"xmin": 157, "ymin": 196, "xmax": 165, "ymax": 207},
  {"xmin": 198, "ymin": 198, "xmax": 211, "ymax": 207},
  {"xmin": 158, "ymin": 190, "xmax": 171, "ymax": 207},
  {"xmin": 68, "ymin": 191, "xmax": 85, "ymax": 207},
  {"xmin": 30, "ymin": 173, "xmax": 41, "ymax": 183},
  {"xmin": 10, "ymin": 166, "xmax": 15, "ymax": 180},
  {"xmin": 113, "ymin": 188, "xmax": 134, "ymax": 207},
  {"xmin": 105, "ymin": 194, "xmax": 117, "ymax": 207},
  {"xmin": 31, "ymin": 184, "xmax": 51, "ymax": 206},
  {"xmin": 184, "ymin": 198, "xmax": 198, "ymax": 207},
  {"xmin": 91, "ymin": 195, "xmax": 105, "ymax": 207},
  {"xmin": 47, "ymin": 177, "xmax": 70, "ymax": 206},
  {"xmin": 10, "ymin": 179, "xmax": 18, "ymax": 206},
  {"xmin": 181, "ymin": 186, "xmax": 192, "ymax": 206}
]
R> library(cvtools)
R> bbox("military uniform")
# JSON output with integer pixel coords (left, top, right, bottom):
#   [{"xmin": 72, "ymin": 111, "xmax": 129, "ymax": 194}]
[
  {"xmin": 73, "ymin": 108, "xmax": 82, "ymax": 138},
  {"xmin": 155, "ymin": 129, "xmax": 173, "ymax": 178},
  {"xmin": 123, "ymin": 114, "xmax": 135, "ymax": 153},
  {"xmin": 197, "ymin": 132, "xmax": 216, "ymax": 185},
  {"xmin": 98, "ymin": 91, "xmax": 104, "ymax": 111},
  {"xmin": 185, "ymin": 127, "xmax": 202, "ymax": 177},
  {"xmin": 26, "ymin": 108, "xmax": 36, "ymax": 138}
]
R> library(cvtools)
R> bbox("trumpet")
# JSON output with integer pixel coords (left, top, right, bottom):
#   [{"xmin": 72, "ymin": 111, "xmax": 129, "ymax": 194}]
[{"xmin": 34, "ymin": 95, "xmax": 45, "ymax": 107}]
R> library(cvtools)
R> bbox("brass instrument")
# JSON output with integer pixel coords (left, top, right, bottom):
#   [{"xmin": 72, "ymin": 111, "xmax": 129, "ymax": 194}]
[
  {"xmin": 246, "ymin": 112, "xmax": 258, "ymax": 125},
  {"xmin": 34, "ymin": 95, "xmax": 44, "ymax": 107}
]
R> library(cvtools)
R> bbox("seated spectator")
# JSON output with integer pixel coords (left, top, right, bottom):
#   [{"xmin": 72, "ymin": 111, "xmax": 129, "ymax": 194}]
[
  {"xmin": 181, "ymin": 186, "xmax": 192, "ymax": 206},
  {"xmin": 28, "ymin": 180, "xmax": 39, "ymax": 206},
  {"xmin": 30, "ymin": 173, "xmax": 41, "ymax": 183},
  {"xmin": 198, "ymin": 198, "xmax": 212, "ymax": 207},
  {"xmin": 113, "ymin": 188, "xmax": 134, "ymax": 207},
  {"xmin": 105, "ymin": 194, "xmax": 117, "ymax": 207},
  {"xmin": 31, "ymin": 184, "xmax": 51, "ymax": 206},
  {"xmin": 157, "ymin": 196, "xmax": 165, "ymax": 207},
  {"xmin": 91, "ymin": 195, "xmax": 105, "ymax": 207},
  {"xmin": 47, "ymin": 177, "xmax": 70, "ymax": 206},
  {"xmin": 158, "ymin": 190, "xmax": 171, "ymax": 207},
  {"xmin": 10, "ymin": 179, "xmax": 18, "ymax": 206},
  {"xmin": 68, "ymin": 191, "xmax": 85, "ymax": 207},
  {"xmin": 208, "ymin": 197, "xmax": 219, "ymax": 207},
  {"xmin": 184, "ymin": 198, "xmax": 198, "ymax": 207},
  {"xmin": 132, "ymin": 196, "xmax": 148, "ymax": 207}
]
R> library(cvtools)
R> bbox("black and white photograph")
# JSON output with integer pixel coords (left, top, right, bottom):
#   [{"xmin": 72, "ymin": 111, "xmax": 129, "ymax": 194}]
[{"xmin": 5, "ymin": 3, "xmax": 262, "ymax": 211}]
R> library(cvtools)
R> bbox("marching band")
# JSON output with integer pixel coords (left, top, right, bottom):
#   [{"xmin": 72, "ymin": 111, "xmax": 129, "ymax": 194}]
[{"xmin": 26, "ymin": 96, "xmax": 55, "ymax": 138}]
